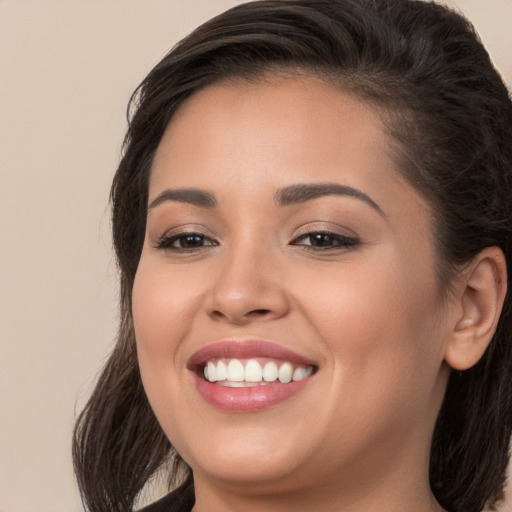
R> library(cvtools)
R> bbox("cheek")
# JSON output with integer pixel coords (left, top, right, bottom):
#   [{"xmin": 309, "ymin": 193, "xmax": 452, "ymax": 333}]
[
  {"xmin": 133, "ymin": 259, "xmax": 200, "ymax": 347},
  {"xmin": 131, "ymin": 261, "xmax": 205, "ymax": 447},
  {"xmin": 293, "ymin": 251, "xmax": 444, "ymax": 398},
  {"xmin": 131, "ymin": 259, "xmax": 201, "ymax": 394}
]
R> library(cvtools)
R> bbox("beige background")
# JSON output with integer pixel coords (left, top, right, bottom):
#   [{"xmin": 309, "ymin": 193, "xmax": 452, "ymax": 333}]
[{"xmin": 0, "ymin": 1, "xmax": 510, "ymax": 511}]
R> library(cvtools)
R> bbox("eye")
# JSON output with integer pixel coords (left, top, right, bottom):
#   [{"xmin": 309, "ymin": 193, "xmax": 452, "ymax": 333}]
[
  {"xmin": 156, "ymin": 232, "xmax": 218, "ymax": 252},
  {"xmin": 290, "ymin": 231, "xmax": 359, "ymax": 251}
]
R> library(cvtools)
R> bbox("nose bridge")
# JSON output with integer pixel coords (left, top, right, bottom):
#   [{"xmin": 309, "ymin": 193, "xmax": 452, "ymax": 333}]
[{"xmin": 206, "ymin": 234, "xmax": 288, "ymax": 324}]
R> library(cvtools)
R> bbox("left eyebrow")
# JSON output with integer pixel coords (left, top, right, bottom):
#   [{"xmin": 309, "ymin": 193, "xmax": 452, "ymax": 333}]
[{"xmin": 274, "ymin": 183, "xmax": 385, "ymax": 217}]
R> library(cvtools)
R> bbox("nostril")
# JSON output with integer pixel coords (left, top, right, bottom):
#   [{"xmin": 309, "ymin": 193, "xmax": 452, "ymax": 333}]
[
  {"xmin": 249, "ymin": 309, "xmax": 272, "ymax": 316},
  {"xmin": 210, "ymin": 308, "xmax": 273, "ymax": 324}
]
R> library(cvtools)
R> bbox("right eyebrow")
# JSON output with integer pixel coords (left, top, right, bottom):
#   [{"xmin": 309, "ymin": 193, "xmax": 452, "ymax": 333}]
[{"xmin": 148, "ymin": 188, "xmax": 218, "ymax": 209}]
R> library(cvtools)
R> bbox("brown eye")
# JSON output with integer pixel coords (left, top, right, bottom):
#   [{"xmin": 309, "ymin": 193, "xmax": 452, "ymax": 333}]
[
  {"xmin": 291, "ymin": 231, "xmax": 359, "ymax": 251},
  {"xmin": 174, "ymin": 234, "xmax": 209, "ymax": 248},
  {"xmin": 305, "ymin": 233, "xmax": 338, "ymax": 247},
  {"xmin": 157, "ymin": 232, "xmax": 218, "ymax": 251}
]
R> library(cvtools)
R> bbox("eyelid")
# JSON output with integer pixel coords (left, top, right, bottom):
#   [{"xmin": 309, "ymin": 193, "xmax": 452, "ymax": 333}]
[
  {"xmin": 152, "ymin": 224, "xmax": 219, "ymax": 251},
  {"xmin": 156, "ymin": 233, "xmax": 218, "ymax": 252},
  {"xmin": 291, "ymin": 221, "xmax": 358, "ymax": 240},
  {"xmin": 153, "ymin": 223, "xmax": 215, "ymax": 240},
  {"xmin": 290, "ymin": 232, "xmax": 358, "ymax": 247},
  {"xmin": 289, "ymin": 223, "xmax": 360, "ymax": 251}
]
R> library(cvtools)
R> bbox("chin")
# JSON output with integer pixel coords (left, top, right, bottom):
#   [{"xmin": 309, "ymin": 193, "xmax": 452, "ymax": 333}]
[{"xmin": 172, "ymin": 414, "xmax": 317, "ymax": 487}]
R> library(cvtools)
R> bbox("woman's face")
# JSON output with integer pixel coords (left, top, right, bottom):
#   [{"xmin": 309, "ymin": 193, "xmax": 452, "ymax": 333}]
[{"xmin": 132, "ymin": 77, "xmax": 452, "ymax": 496}]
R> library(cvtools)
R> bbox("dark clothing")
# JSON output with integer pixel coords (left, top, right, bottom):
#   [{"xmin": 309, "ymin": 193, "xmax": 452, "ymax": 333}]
[{"xmin": 138, "ymin": 483, "xmax": 195, "ymax": 512}]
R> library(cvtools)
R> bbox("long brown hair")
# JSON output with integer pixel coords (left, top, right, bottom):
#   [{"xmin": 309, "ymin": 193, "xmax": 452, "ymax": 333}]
[{"xmin": 73, "ymin": 1, "xmax": 512, "ymax": 511}]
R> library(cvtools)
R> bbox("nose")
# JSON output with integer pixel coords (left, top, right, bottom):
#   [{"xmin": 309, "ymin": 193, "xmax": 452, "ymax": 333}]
[{"xmin": 205, "ymin": 245, "xmax": 289, "ymax": 325}]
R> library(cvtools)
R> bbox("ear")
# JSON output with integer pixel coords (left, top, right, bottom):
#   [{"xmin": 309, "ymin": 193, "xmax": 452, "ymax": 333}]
[{"xmin": 444, "ymin": 247, "xmax": 507, "ymax": 371}]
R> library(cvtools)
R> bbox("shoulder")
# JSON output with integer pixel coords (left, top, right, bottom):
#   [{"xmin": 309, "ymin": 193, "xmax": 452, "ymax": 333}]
[{"xmin": 137, "ymin": 483, "xmax": 195, "ymax": 512}]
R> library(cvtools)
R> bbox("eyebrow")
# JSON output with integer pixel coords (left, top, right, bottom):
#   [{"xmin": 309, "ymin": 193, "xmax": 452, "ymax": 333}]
[
  {"xmin": 275, "ymin": 183, "xmax": 385, "ymax": 216},
  {"xmin": 148, "ymin": 183, "xmax": 384, "ymax": 216},
  {"xmin": 148, "ymin": 188, "xmax": 217, "ymax": 209}
]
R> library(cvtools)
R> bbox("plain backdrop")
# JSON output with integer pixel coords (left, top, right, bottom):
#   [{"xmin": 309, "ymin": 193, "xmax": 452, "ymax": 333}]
[{"xmin": 0, "ymin": 1, "xmax": 511, "ymax": 511}]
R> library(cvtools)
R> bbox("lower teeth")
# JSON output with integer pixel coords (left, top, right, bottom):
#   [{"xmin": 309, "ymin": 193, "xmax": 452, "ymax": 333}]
[{"xmin": 216, "ymin": 381, "xmax": 270, "ymax": 387}]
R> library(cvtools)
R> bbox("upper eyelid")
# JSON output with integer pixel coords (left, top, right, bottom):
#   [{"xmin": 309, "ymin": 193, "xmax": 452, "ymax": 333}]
[
  {"xmin": 152, "ymin": 221, "xmax": 359, "ymax": 245},
  {"xmin": 155, "ymin": 237, "xmax": 217, "ymax": 256},
  {"xmin": 289, "ymin": 226, "xmax": 360, "ymax": 248},
  {"xmin": 293, "ymin": 230, "xmax": 355, "ymax": 239},
  {"xmin": 153, "ymin": 228, "xmax": 219, "ymax": 249},
  {"xmin": 157, "ymin": 223, "xmax": 217, "ymax": 238},
  {"xmin": 291, "ymin": 222, "xmax": 358, "ymax": 239},
  {"xmin": 291, "ymin": 231, "xmax": 358, "ymax": 244},
  {"xmin": 162, "ymin": 231, "xmax": 217, "ymax": 241},
  {"xmin": 155, "ymin": 231, "xmax": 357, "ymax": 253}
]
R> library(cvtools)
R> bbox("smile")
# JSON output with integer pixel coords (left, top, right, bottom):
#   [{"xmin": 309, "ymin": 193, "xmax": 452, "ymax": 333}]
[
  {"xmin": 189, "ymin": 340, "xmax": 318, "ymax": 411},
  {"xmin": 203, "ymin": 358, "xmax": 314, "ymax": 386}
]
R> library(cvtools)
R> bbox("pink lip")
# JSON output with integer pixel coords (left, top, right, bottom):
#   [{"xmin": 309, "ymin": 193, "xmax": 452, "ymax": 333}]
[
  {"xmin": 188, "ymin": 340, "xmax": 318, "ymax": 412},
  {"xmin": 193, "ymin": 376, "xmax": 312, "ymax": 412}
]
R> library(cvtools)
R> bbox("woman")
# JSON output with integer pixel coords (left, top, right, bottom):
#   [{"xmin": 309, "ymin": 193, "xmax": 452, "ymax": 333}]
[{"xmin": 73, "ymin": 1, "xmax": 512, "ymax": 511}]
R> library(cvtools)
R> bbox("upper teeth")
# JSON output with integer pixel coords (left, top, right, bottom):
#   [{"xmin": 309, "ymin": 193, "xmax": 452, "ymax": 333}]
[{"xmin": 203, "ymin": 359, "xmax": 313, "ymax": 386}]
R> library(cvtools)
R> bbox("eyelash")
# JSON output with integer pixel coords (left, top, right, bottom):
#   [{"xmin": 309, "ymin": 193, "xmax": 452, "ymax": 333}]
[
  {"xmin": 290, "ymin": 231, "xmax": 359, "ymax": 251},
  {"xmin": 156, "ymin": 230, "xmax": 358, "ymax": 253},
  {"xmin": 156, "ymin": 232, "xmax": 218, "ymax": 252}
]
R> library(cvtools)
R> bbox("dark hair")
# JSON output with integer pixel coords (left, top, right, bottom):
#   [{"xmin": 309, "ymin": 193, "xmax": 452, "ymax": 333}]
[{"xmin": 73, "ymin": 1, "xmax": 512, "ymax": 511}]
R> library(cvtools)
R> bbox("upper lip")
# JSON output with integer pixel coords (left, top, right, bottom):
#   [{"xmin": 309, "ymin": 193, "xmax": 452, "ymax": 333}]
[{"xmin": 187, "ymin": 339, "xmax": 319, "ymax": 369}]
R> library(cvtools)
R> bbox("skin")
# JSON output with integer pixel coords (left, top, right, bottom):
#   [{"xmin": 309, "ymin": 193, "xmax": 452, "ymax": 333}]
[{"xmin": 132, "ymin": 76, "xmax": 458, "ymax": 512}]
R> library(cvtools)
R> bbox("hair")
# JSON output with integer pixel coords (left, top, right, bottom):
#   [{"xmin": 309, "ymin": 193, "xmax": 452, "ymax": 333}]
[{"xmin": 73, "ymin": 1, "xmax": 512, "ymax": 511}]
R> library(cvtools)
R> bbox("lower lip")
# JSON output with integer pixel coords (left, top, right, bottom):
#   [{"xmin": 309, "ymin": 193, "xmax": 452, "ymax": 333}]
[{"xmin": 193, "ymin": 373, "xmax": 313, "ymax": 412}]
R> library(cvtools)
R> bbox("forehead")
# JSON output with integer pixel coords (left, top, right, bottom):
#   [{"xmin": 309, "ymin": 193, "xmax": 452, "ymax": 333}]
[{"xmin": 150, "ymin": 76, "xmax": 396, "ymax": 195}]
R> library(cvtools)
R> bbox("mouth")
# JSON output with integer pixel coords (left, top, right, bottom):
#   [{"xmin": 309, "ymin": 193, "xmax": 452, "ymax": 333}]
[
  {"xmin": 201, "ymin": 358, "xmax": 314, "ymax": 387},
  {"xmin": 188, "ymin": 340, "xmax": 318, "ymax": 411}
]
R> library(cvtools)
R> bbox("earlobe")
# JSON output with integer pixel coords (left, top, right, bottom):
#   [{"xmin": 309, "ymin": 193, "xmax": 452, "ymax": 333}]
[{"xmin": 444, "ymin": 247, "xmax": 507, "ymax": 371}]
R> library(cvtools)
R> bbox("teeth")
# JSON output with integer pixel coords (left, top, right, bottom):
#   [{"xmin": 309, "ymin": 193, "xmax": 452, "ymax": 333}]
[
  {"xmin": 293, "ymin": 366, "xmax": 312, "ymax": 381},
  {"xmin": 278, "ymin": 362, "xmax": 293, "ymax": 383},
  {"xmin": 245, "ymin": 359, "xmax": 263, "ymax": 382},
  {"xmin": 262, "ymin": 361, "xmax": 278, "ymax": 382},
  {"xmin": 216, "ymin": 360, "xmax": 227, "ymax": 381},
  {"xmin": 203, "ymin": 358, "xmax": 314, "ymax": 385},
  {"xmin": 207, "ymin": 361, "xmax": 217, "ymax": 382},
  {"xmin": 227, "ymin": 359, "xmax": 244, "ymax": 382},
  {"xmin": 217, "ymin": 381, "xmax": 268, "ymax": 387}
]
